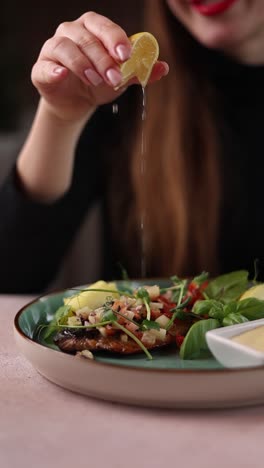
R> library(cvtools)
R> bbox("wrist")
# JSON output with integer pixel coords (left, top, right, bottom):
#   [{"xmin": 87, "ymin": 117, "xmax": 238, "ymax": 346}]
[
  {"xmin": 38, "ymin": 97, "xmax": 97, "ymax": 129},
  {"xmin": 16, "ymin": 98, "xmax": 96, "ymax": 203}
]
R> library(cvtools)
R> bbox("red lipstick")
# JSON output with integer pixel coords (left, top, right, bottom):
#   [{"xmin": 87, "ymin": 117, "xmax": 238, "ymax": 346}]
[{"xmin": 190, "ymin": 0, "xmax": 239, "ymax": 16}]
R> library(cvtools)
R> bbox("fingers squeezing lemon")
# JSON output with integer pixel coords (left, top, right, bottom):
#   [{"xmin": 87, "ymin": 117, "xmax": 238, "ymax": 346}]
[{"xmin": 117, "ymin": 32, "xmax": 159, "ymax": 89}]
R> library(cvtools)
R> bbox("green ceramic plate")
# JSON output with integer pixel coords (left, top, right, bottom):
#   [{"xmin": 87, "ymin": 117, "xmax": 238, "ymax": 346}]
[
  {"xmin": 14, "ymin": 280, "xmax": 264, "ymax": 408},
  {"xmin": 17, "ymin": 280, "xmax": 222, "ymax": 370}
]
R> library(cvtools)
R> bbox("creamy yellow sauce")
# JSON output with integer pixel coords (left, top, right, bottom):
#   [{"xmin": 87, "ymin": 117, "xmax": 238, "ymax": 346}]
[{"xmin": 232, "ymin": 325, "xmax": 264, "ymax": 352}]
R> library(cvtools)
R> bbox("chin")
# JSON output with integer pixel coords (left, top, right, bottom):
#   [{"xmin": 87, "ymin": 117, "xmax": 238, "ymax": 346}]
[{"xmin": 193, "ymin": 25, "xmax": 239, "ymax": 51}]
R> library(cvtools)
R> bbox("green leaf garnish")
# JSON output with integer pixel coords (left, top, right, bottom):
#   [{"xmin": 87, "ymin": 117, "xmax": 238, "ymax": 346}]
[
  {"xmin": 193, "ymin": 299, "xmax": 225, "ymax": 319},
  {"xmin": 192, "ymin": 271, "xmax": 209, "ymax": 286},
  {"xmin": 41, "ymin": 305, "xmax": 73, "ymax": 342},
  {"xmin": 205, "ymin": 270, "xmax": 249, "ymax": 304},
  {"xmin": 235, "ymin": 297, "xmax": 264, "ymax": 320},
  {"xmin": 222, "ymin": 314, "xmax": 249, "ymax": 327},
  {"xmin": 136, "ymin": 287, "xmax": 150, "ymax": 301},
  {"xmin": 170, "ymin": 275, "xmax": 182, "ymax": 285},
  {"xmin": 142, "ymin": 319, "xmax": 160, "ymax": 331},
  {"xmin": 102, "ymin": 309, "xmax": 116, "ymax": 322},
  {"xmin": 179, "ymin": 319, "xmax": 220, "ymax": 359},
  {"xmin": 136, "ymin": 288, "xmax": 151, "ymax": 320}
]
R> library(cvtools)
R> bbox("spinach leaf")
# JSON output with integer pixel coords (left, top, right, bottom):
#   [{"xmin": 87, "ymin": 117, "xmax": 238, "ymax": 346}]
[
  {"xmin": 179, "ymin": 318, "xmax": 220, "ymax": 359},
  {"xmin": 205, "ymin": 270, "xmax": 249, "ymax": 304}
]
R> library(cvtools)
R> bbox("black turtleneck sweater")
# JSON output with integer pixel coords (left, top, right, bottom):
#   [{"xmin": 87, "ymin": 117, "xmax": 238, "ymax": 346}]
[
  {"xmin": 206, "ymin": 52, "xmax": 264, "ymax": 276},
  {"xmin": 1, "ymin": 38, "xmax": 264, "ymax": 293}
]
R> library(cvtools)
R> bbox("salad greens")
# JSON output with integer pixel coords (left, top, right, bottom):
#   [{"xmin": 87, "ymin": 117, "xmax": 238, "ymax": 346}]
[
  {"xmin": 180, "ymin": 319, "xmax": 220, "ymax": 359},
  {"xmin": 205, "ymin": 270, "xmax": 249, "ymax": 303},
  {"xmin": 39, "ymin": 270, "xmax": 264, "ymax": 361}
]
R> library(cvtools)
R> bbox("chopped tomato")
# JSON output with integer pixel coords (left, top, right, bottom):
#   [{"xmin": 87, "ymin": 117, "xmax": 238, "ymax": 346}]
[
  {"xmin": 125, "ymin": 321, "xmax": 139, "ymax": 333},
  {"xmin": 135, "ymin": 331, "xmax": 143, "ymax": 340},
  {"xmin": 186, "ymin": 280, "xmax": 209, "ymax": 306},
  {"xmin": 188, "ymin": 279, "xmax": 209, "ymax": 293},
  {"xmin": 105, "ymin": 325, "xmax": 117, "ymax": 336},
  {"xmin": 150, "ymin": 309, "xmax": 162, "ymax": 320},
  {"xmin": 157, "ymin": 295, "xmax": 176, "ymax": 316},
  {"xmin": 133, "ymin": 310, "xmax": 142, "ymax": 321},
  {"xmin": 117, "ymin": 315, "xmax": 127, "ymax": 325},
  {"xmin": 175, "ymin": 335, "xmax": 185, "ymax": 348}
]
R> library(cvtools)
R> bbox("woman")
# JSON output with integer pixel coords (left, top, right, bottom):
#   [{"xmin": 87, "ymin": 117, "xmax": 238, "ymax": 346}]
[{"xmin": 1, "ymin": 0, "xmax": 264, "ymax": 293}]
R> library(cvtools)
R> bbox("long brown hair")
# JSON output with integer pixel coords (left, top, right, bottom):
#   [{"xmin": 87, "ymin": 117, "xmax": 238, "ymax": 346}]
[{"xmin": 110, "ymin": 0, "xmax": 221, "ymax": 278}]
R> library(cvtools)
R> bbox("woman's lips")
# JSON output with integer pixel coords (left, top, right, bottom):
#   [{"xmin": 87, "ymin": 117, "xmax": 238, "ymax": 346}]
[{"xmin": 190, "ymin": 0, "xmax": 239, "ymax": 16}]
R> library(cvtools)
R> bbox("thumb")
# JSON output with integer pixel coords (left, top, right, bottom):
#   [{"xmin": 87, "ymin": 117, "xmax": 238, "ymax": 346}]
[
  {"xmin": 148, "ymin": 61, "xmax": 169, "ymax": 83},
  {"xmin": 31, "ymin": 60, "xmax": 69, "ymax": 89}
]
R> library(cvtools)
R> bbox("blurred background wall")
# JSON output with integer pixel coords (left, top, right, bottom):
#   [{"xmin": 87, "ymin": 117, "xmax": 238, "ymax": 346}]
[{"xmin": 1, "ymin": 0, "xmax": 142, "ymax": 290}]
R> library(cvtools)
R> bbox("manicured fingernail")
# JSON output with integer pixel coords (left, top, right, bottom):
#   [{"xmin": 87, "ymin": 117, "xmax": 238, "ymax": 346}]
[
  {"xmin": 162, "ymin": 63, "xmax": 170, "ymax": 75},
  {"xmin": 116, "ymin": 44, "xmax": 131, "ymax": 62},
  {"xmin": 53, "ymin": 66, "xmax": 65, "ymax": 75},
  {"xmin": 106, "ymin": 68, "xmax": 122, "ymax": 87},
  {"xmin": 84, "ymin": 69, "xmax": 103, "ymax": 86}
]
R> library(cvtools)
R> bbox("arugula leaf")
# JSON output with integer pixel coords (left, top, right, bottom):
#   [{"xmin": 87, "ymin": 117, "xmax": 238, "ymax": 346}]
[
  {"xmin": 205, "ymin": 270, "xmax": 249, "ymax": 304},
  {"xmin": 179, "ymin": 318, "xmax": 220, "ymax": 359}
]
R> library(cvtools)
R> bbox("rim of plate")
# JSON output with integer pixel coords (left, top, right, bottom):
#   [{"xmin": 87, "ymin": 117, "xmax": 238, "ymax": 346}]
[{"xmin": 14, "ymin": 291, "xmax": 264, "ymax": 375}]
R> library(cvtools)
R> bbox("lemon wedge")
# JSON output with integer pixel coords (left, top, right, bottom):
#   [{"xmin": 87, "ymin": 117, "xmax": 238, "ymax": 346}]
[
  {"xmin": 64, "ymin": 280, "xmax": 119, "ymax": 311},
  {"xmin": 239, "ymin": 284, "xmax": 264, "ymax": 301},
  {"xmin": 118, "ymin": 32, "xmax": 159, "ymax": 88}
]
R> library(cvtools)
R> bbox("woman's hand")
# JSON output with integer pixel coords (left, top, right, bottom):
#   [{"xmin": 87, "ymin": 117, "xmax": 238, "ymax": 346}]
[
  {"xmin": 17, "ymin": 12, "xmax": 168, "ymax": 202},
  {"xmin": 31, "ymin": 12, "xmax": 168, "ymax": 123}
]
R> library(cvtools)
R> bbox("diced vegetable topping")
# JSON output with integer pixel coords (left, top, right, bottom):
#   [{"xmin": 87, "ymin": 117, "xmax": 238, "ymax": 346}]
[{"xmin": 39, "ymin": 270, "xmax": 264, "ymax": 361}]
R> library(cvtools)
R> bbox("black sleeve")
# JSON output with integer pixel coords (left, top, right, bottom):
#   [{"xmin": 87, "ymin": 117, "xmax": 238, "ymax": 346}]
[{"xmin": 0, "ymin": 107, "xmax": 110, "ymax": 294}]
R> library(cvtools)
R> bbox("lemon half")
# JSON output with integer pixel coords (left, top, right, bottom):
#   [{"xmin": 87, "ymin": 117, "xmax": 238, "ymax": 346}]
[
  {"xmin": 118, "ymin": 32, "xmax": 159, "ymax": 88},
  {"xmin": 64, "ymin": 280, "xmax": 119, "ymax": 311},
  {"xmin": 240, "ymin": 284, "xmax": 264, "ymax": 301}
]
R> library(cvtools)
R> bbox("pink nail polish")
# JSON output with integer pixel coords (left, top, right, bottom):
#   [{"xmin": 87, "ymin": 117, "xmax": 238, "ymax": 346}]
[
  {"xmin": 106, "ymin": 68, "xmax": 122, "ymax": 87},
  {"xmin": 84, "ymin": 69, "xmax": 103, "ymax": 86},
  {"xmin": 53, "ymin": 66, "xmax": 65, "ymax": 75},
  {"xmin": 116, "ymin": 44, "xmax": 131, "ymax": 62}
]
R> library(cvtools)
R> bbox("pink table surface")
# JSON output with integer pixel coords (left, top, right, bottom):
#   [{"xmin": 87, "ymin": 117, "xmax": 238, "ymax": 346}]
[{"xmin": 1, "ymin": 294, "xmax": 264, "ymax": 468}]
